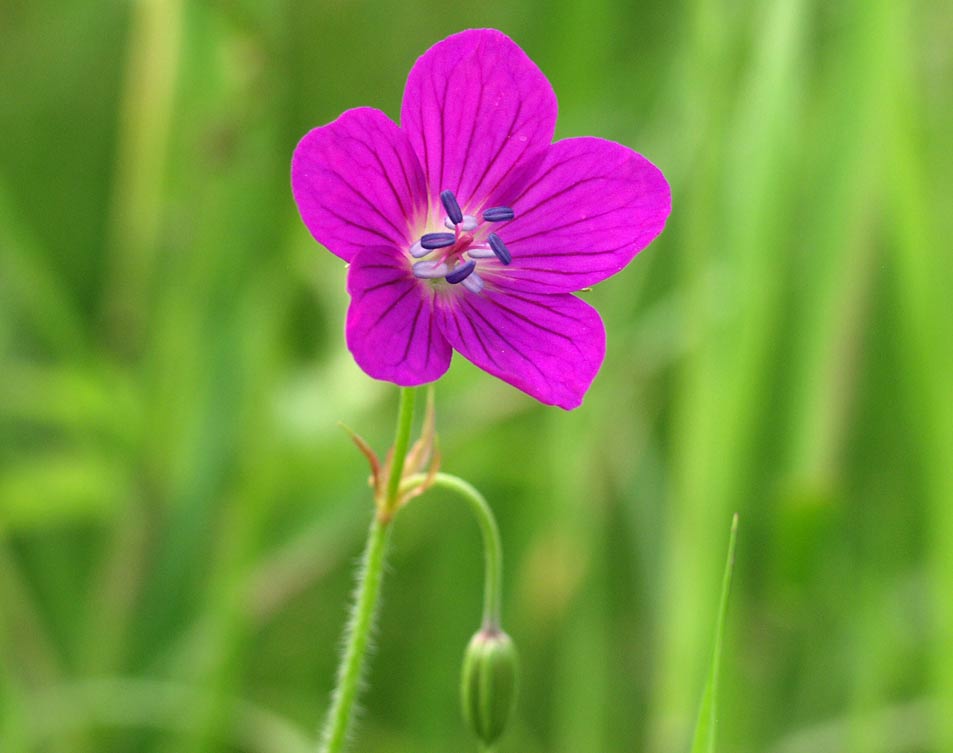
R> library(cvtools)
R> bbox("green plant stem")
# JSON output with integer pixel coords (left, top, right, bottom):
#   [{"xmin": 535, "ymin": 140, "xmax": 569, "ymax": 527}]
[
  {"xmin": 403, "ymin": 472, "xmax": 503, "ymax": 629},
  {"xmin": 318, "ymin": 515, "xmax": 391, "ymax": 753},
  {"xmin": 384, "ymin": 387, "xmax": 418, "ymax": 513},
  {"xmin": 318, "ymin": 387, "xmax": 417, "ymax": 753}
]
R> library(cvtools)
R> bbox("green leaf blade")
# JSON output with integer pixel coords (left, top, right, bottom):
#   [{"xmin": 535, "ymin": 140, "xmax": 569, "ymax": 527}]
[{"xmin": 690, "ymin": 513, "xmax": 740, "ymax": 753}]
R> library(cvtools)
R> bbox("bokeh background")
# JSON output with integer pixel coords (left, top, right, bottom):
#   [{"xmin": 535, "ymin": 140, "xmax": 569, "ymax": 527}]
[{"xmin": 2, "ymin": 0, "xmax": 951, "ymax": 752}]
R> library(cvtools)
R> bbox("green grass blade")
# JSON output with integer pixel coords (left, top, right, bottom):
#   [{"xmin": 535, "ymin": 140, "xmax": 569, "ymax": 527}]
[{"xmin": 690, "ymin": 513, "xmax": 739, "ymax": 753}]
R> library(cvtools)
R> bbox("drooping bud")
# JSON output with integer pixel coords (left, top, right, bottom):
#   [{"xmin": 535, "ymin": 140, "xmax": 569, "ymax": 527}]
[{"xmin": 460, "ymin": 628, "xmax": 518, "ymax": 746}]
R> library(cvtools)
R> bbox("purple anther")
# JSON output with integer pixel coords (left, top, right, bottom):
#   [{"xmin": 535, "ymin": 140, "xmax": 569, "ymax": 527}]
[
  {"xmin": 482, "ymin": 206, "xmax": 514, "ymax": 223},
  {"xmin": 440, "ymin": 190, "xmax": 464, "ymax": 225},
  {"xmin": 420, "ymin": 232, "xmax": 456, "ymax": 250},
  {"xmin": 488, "ymin": 233, "xmax": 512, "ymax": 265},
  {"xmin": 445, "ymin": 260, "xmax": 477, "ymax": 284}
]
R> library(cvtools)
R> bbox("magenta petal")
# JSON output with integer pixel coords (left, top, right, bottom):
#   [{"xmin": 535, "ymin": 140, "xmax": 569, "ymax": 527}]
[
  {"xmin": 400, "ymin": 29, "xmax": 557, "ymax": 209},
  {"xmin": 346, "ymin": 246, "xmax": 452, "ymax": 385},
  {"xmin": 434, "ymin": 289, "xmax": 605, "ymax": 410},
  {"xmin": 292, "ymin": 107, "xmax": 428, "ymax": 262},
  {"xmin": 495, "ymin": 137, "xmax": 671, "ymax": 294}
]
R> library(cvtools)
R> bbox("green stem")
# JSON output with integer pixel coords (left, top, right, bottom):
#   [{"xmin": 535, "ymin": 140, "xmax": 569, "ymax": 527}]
[
  {"xmin": 403, "ymin": 472, "xmax": 504, "ymax": 629},
  {"xmin": 318, "ymin": 515, "xmax": 391, "ymax": 753},
  {"xmin": 318, "ymin": 386, "xmax": 417, "ymax": 753},
  {"xmin": 384, "ymin": 387, "xmax": 418, "ymax": 512}
]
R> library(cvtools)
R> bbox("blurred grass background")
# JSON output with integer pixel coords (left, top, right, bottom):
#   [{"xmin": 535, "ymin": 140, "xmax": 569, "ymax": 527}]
[{"xmin": 1, "ymin": 0, "xmax": 951, "ymax": 751}]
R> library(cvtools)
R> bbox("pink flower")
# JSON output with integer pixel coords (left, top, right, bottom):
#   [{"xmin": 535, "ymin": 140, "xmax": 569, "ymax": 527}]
[{"xmin": 292, "ymin": 29, "xmax": 670, "ymax": 409}]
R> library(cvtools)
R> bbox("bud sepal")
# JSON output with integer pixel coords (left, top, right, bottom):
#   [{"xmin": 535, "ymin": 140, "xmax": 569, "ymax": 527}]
[{"xmin": 461, "ymin": 627, "xmax": 519, "ymax": 746}]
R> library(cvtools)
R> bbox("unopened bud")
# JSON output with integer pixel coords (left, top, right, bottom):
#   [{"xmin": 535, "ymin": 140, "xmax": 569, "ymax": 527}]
[{"xmin": 460, "ymin": 627, "xmax": 518, "ymax": 746}]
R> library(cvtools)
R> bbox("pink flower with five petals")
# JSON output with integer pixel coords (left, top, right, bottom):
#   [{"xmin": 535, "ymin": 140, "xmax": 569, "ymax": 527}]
[{"xmin": 292, "ymin": 29, "xmax": 670, "ymax": 409}]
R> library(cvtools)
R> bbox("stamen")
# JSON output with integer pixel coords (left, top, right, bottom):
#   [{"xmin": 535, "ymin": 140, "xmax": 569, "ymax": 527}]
[
  {"xmin": 462, "ymin": 270, "xmax": 485, "ymax": 294},
  {"xmin": 446, "ymin": 260, "xmax": 477, "ymax": 284},
  {"xmin": 466, "ymin": 245, "xmax": 496, "ymax": 259},
  {"xmin": 409, "ymin": 240, "xmax": 429, "ymax": 258},
  {"xmin": 445, "ymin": 214, "xmax": 478, "ymax": 232},
  {"xmin": 482, "ymin": 206, "xmax": 514, "ymax": 223},
  {"xmin": 440, "ymin": 190, "xmax": 464, "ymax": 225},
  {"xmin": 420, "ymin": 232, "xmax": 456, "ymax": 250},
  {"xmin": 488, "ymin": 233, "xmax": 512, "ymax": 265},
  {"xmin": 412, "ymin": 260, "xmax": 450, "ymax": 279}
]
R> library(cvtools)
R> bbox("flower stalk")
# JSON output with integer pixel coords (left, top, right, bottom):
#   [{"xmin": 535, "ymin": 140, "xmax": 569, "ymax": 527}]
[
  {"xmin": 401, "ymin": 472, "xmax": 503, "ymax": 628},
  {"xmin": 317, "ymin": 387, "xmax": 418, "ymax": 753},
  {"xmin": 383, "ymin": 386, "xmax": 417, "ymax": 518},
  {"xmin": 317, "ymin": 514, "xmax": 391, "ymax": 753}
]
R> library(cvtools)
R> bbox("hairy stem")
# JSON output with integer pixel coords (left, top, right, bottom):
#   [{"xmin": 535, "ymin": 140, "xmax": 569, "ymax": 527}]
[
  {"xmin": 317, "ymin": 514, "xmax": 391, "ymax": 753},
  {"xmin": 318, "ymin": 387, "xmax": 418, "ymax": 753}
]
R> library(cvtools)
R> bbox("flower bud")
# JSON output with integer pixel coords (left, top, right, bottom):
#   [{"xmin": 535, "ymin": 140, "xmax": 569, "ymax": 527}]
[{"xmin": 460, "ymin": 627, "xmax": 518, "ymax": 746}]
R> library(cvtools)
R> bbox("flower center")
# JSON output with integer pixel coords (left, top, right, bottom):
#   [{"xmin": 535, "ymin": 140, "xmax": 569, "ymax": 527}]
[{"xmin": 409, "ymin": 189, "xmax": 514, "ymax": 294}]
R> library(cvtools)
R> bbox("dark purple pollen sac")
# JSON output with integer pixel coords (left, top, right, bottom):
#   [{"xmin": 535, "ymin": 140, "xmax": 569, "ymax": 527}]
[
  {"xmin": 420, "ymin": 232, "xmax": 457, "ymax": 249},
  {"xmin": 482, "ymin": 206, "xmax": 515, "ymax": 223},
  {"xmin": 488, "ymin": 233, "xmax": 512, "ymax": 265},
  {"xmin": 446, "ymin": 260, "xmax": 477, "ymax": 284},
  {"xmin": 440, "ymin": 190, "xmax": 464, "ymax": 225}
]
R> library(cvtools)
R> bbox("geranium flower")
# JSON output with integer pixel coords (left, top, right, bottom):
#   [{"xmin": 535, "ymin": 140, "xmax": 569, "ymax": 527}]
[{"xmin": 292, "ymin": 29, "xmax": 670, "ymax": 409}]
